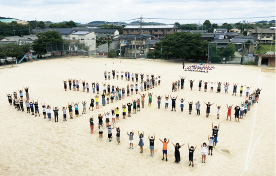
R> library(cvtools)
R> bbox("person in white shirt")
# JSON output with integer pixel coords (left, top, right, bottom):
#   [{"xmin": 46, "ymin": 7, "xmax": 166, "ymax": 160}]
[
  {"xmin": 62, "ymin": 107, "xmax": 67, "ymax": 121},
  {"xmin": 201, "ymin": 142, "xmax": 208, "ymax": 163},
  {"xmin": 210, "ymin": 82, "xmax": 214, "ymax": 92},
  {"xmin": 208, "ymin": 135, "xmax": 214, "ymax": 156},
  {"xmin": 46, "ymin": 105, "xmax": 51, "ymax": 121}
]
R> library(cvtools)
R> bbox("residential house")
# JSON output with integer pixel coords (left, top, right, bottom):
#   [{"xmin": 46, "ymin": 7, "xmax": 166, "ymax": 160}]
[
  {"xmin": 123, "ymin": 25, "xmax": 175, "ymax": 39},
  {"xmin": 211, "ymin": 39, "xmax": 231, "ymax": 48},
  {"xmin": 70, "ymin": 31, "xmax": 96, "ymax": 51},
  {"xmin": 74, "ymin": 28, "xmax": 119, "ymax": 38},
  {"xmin": 32, "ymin": 28, "xmax": 75, "ymax": 40},
  {"xmin": 231, "ymin": 36, "xmax": 256, "ymax": 54},
  {"xmin": 118, "ymin": 34, "xmax": 152, "ymax": 58},
  {"xmin": 214, "ymin": 28, "xmax": 228, "ymax": 33},
  {"xmin": 0, "ymin": 35, "xmax": 38, "ymax": 45},
  {"xmin": 248, "ymin": 27, "xmax": 275, "ymax": 43},
  {"xmin": 229, "ymin": 28, "xmax": 241, "ymax": 34},
  {"xmin": 214, "ymin": 28, "xmax": 228, "ymax": 39},
  {"xmin": 201, "ymin": 33, "xmax": 215, "ymax": 41},
  {"xmin": 257, "ymin": 52, "xmax": 275, "ymax": 67},
  {"xmin": 225, "ymin": 32, "xmax": 239, "ymax": 39}
]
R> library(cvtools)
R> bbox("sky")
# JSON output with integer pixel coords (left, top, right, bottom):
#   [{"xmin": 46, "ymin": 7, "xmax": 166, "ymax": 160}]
[{"xmin": 0, "ymin": 0, "xmax": 275, "ymax": 24}]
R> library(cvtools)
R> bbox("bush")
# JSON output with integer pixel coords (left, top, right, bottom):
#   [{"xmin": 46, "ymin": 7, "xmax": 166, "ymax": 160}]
[
  {"xmin": 211, "ymin": 55, "xmax": 221, "ymax": 63},
  {"xmin": 243, "ymin": 61, "xmax": 256, "ymax": 65},
  {"xmin": 108, "ymin": 49, "xmax": 116, "ymax": 58}
]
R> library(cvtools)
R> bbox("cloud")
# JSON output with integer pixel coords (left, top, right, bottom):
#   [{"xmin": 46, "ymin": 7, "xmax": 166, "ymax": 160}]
[{"xmin": 0, "ymin": 0, "xmax": 274, "ymax": 24}]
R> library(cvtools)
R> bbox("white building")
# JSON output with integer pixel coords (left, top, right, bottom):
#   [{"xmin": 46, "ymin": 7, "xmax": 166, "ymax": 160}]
[{"xmin": 70, "ymin": 31, "xmax": 96, "ymax": 51}]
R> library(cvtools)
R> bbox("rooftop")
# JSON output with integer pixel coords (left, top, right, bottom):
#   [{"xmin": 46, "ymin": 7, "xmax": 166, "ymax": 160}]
[
  {"xmin": 72, "ymin": 31, "xmax": 90, "ymax": 35},
  {"xmin": 119, "ymin": 34, "xmax": 152, "ymax": 40},
  {"xmin": 251, "ymin": 27, "xmax": 275, "ymax": 34},
  {"xmin": 124, "ymin": 25, "xmax": 175, "ymax": 29}
]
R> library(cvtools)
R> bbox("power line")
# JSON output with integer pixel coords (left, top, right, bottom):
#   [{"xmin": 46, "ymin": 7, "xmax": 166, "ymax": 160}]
[{"xmin": 122, "ymin": 16, "xmax": 275, "ymax": 22}]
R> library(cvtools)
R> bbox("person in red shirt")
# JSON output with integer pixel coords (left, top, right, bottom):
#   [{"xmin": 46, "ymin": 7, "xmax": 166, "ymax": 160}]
[{"xmin": 159, "ymin": 138, "xmax": 170, "ymax": 161}]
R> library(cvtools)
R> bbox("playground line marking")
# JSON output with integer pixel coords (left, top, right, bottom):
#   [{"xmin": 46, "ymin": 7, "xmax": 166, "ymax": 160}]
[{"xmin": 243, "ymin": 68, "xmax": 261, "ymax": 172}]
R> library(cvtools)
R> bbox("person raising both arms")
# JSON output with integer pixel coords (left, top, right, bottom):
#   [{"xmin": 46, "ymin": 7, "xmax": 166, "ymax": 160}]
[
  {"xmin": 188, "ymin": 79, "xmax": 195, "ymax": 91},
  {"xmin": 204, "ymin": 102, "xmax": 214, "ymax": 118},
  {"xmin": 171, "ymin": 142, "xmax": 185, "ymax": 163},
  {"xmin": 159, "ymin": 138, "xmax": 170, "ymax": 161},
  {"xmin": 139, "ymin": 93, "xmax": 146, "ymax": 108},
  {"xmin": 188, "ymin": 143, "xmax": 197, "ymax": 167},
  {"xmin": 170, "ymin": 95, "xmax": 178, "ymax": 112},
  {"xmin": 212, "ymin": 122, "xmax": 220, "ymax": 148},
  {"xmin": 148, "ymin": 134, "xmax": 155, "ymax": 157},
  {"xmin": 226, "ymin": 104, "xmax": 233, "ymax": 121}
]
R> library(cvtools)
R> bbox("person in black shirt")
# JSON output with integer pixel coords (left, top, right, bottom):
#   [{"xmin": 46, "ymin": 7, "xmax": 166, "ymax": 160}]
[
  {"xmin": 148, "ymin": 135, "xmax": 155, "ymax": 157},
  {"xmin": 172, "ymin": 142, "xmax": 185, "ymax": 163},
  {"xmin": 204, "ymin": 102, "xmax": 214, "ymax": 117},
  {"xmin": 53, "ymin": 106, "xmax": 59, "ymax": 122},
  {"xmin": 188, "ymin": 143, "xmax": 197, "ymax": 167},
  {"xmin": 188, "ymin": 101, "xmax": 193, "ymax": 115},
  {"xmin": 7, "ymin": 94, "xmax": 12, "ymax": 105},
  {"xmin": 127, "ymin": 103, "xmax": 132, "ymax": 117},
  {"xmin": 68, "ymin": 79, "xmax": 72, "ymax": 90},
  {"xmin": 19, "ymin": 99, "xmax": 24, "ymax": 112},
  {"xmin": 34, "ymin": 100, "xmax": 40, "ymax": 117},
  {"xmin": 89, "ymin": 98, "xmax": 94, "ymax": 111},
  {"xmin": 234, "ymin": 105, "xmax": 240, "ymax": 122},
  {"xmin": 89, "ymin": 117, "xmax": 94, "ymax": 134},
  {"xmin": 98, "ymin": 113, "xmax": 104, "ymax": 128},
  {"xmin": 63, "ymin": 80, "xmax": 67, "ymax": 91},
  {"xmin": 204, "ymin": 81, "xmax": 208, "ymax": 92},
  {"xmin": 116, "ymin": 127, "xmax": 120, "ymax": 144},
  {"xmin": 198, "ymin": 80, "xmax": 203, "ymax": 91},
  {"xmin": 112, "ymin": 70, "xmax": 115, "ymax": 79},
  {"xmin": 170, "ymin": 95, "xmax": 178, "ymax": 111},
  {"xmin": 189, "ymin": 79, "xmax": 195, "ymax": 91},
  {"xmin": 212, "ymin": 123, "xmax": 220, "ymax": 148}
]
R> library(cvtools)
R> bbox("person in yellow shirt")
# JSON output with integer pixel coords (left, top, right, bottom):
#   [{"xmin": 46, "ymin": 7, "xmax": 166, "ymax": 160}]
[
  {"xmin": 95, "ymin": 95, "xmax": 99, "ymax": 109},
  {"xmin": 115, "ymin": 107, "xmax": 119, "ymax": 121}
]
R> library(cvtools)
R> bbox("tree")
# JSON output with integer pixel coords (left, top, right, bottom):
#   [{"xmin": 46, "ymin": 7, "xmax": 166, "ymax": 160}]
[
  {"xmin": 219, "ymin": 44, "xmax": 236, "ymax": 59},
  {"xmin": 0, "ymin": 21, "xmax": 31, "ymax": 37},
  {"xmin": 0, "ymin": 43, "xmax": 30, "ymax": 58},
  {"xmin": 221, "ymin": 23, "xmax": 233, "ymax": 30},
  {"xmin": 152, "ymin": 32, "xmax": 208, "ymax": 61},
  {"xmin": 65, "ymin": 20, "xmax": 77, "ymax": 28},
  {"xmin": 174, "ymin": 22, "xmax": 181, "ymax": 29},
  {"xmin": 28, "ymin": 21, "xmax": 46, "ymax": 28},
  {"xmin": 33, "ymin": 31, "xmax": 64, "ymax": 55},
  {"xmin": 203, "ymin": 20, "xmax": 212, "ymax": 30},
  {"xmin": 49, "ymin": 21, "xmax": 77, "ymax": 28}
]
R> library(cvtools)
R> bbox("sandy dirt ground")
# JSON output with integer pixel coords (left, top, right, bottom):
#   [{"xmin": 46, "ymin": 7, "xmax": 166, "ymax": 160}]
[{"xmin": 0, "ymin": 57, "xmax": 274, "ymax": 176}]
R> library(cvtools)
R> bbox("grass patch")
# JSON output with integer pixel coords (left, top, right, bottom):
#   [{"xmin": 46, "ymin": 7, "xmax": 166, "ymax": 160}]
[
  {"xmin": 256, "ymin": 44, "xmax": 275, "ymax": 54},
  {"xmin": 243, "ymin": 61, "xmax": 256, "ymax": 65}
]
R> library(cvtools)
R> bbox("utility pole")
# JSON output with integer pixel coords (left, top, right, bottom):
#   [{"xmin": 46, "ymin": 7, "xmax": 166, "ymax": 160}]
[
  {"xmin": 134, "ymin": 36, "xmax": 137, "ymax": 59},
  {"xmin": 161, "ymin": 43, "xmax": 162, "ymax": 59},
  {"xmin": 119, "ymin": 42, "xmax": 122, "ymax": 58},
  {"xmin": 208, "ymin": 43, "xmax": 210, "ymax": 63}
]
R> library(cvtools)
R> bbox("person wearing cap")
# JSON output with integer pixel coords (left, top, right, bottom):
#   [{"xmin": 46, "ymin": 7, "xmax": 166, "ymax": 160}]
[{"xmin": 148, "ymin": 134, "xmax": 155, "ymax": 157}]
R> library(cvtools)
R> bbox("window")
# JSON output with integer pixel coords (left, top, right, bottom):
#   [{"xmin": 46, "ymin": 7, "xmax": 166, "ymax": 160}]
[
  {"xmin": 154, "ymin": 30, "xmax": 158, "ymax": 32},
  {"xmin": 167, "ymin": 29, "xmax": 171, "ymax": 32},
  {"xmin": 131, "ymin": 30, "xmax": 135, "ymax": 32}
]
